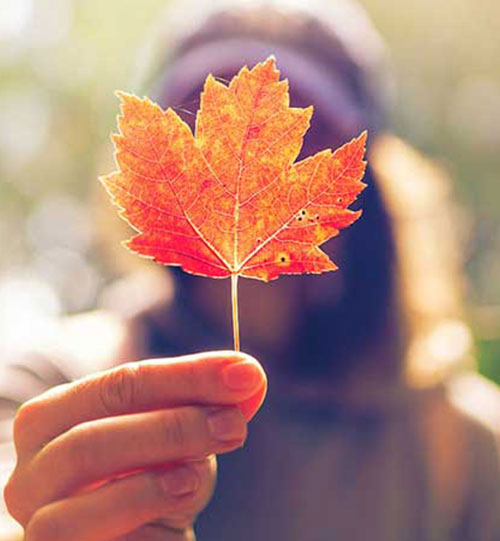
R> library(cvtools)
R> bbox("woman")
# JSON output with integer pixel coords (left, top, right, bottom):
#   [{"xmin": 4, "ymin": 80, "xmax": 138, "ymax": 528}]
[{"xmin": 2, "ymin": 1, "xmax": 500, "ymax": 540}]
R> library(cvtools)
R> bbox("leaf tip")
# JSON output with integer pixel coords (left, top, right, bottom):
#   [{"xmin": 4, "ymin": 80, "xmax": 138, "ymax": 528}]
[
  {"xmin": 358, "ymin": 130, "xmax": 368, "ymax": 147},
  {"xmin": 98, "ymin": 172, "xmax": 117, "ymax": 197},
  {"xmin": 208, "ymin": 71, "xmax": 220, "ymax": 84},
  {"xmin": 97, "ymin": 174, "xmax": 107, "ymax": 191},
  {"xmin": 203, "ymin": 72, "xmax": 224, "ymax": 95},
  {"xmin": 327, "ymin": 260, "xmax": 339, "ymax": 272},
  {"xmin": 263, "ymin": 55, "xmax": 280, "ymax": 79},
  {"xmin": 114, "ymin": 89, "xmax": 131, "ymax": 102},
  {"xmin": 264, "ymin": 54, "xmax": 277, "ymax": 68}
]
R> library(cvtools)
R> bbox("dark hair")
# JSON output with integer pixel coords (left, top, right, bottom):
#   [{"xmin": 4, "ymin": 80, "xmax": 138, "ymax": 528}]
[
  {"xmin": 134, "ymin": 3, "xmax": 403, "ymax": 382},
  {"xmin": 287, "ymin": 163, "xmax": 401, "ymax": 380}
]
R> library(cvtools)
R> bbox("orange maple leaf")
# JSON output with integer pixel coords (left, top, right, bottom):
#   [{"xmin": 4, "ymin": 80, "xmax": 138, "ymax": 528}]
[{"xmin": 101, "ymin": 56, "xmax": 367, "ymax": 348}]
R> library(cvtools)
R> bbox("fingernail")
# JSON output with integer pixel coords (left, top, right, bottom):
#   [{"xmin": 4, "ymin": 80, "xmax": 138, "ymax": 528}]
[
  {"xmin": 207, "ymin": 408, "xmax": 245, "ymax": 442},
  {"xmin": 221, "ymin": 361, "xmax": 261, "ymax": 391},
  {"xmin": 160, "ymin": 467, "xmax": 199, "ymax": 497}
]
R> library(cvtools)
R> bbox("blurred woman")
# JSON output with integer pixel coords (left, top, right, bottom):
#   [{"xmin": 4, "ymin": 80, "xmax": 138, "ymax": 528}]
[{"xmin": 1, "ymin": 1, "xmax": 500, "ymax": 540}]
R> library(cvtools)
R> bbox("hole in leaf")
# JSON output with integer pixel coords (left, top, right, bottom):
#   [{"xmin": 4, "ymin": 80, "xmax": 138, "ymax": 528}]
[
  {"xmin": 301, "ymin": 209, "xmax": 307, "ymax": 216},
  {"xmin": 337, "ymin": 196, "xmax": 343, "ymax": 204}
]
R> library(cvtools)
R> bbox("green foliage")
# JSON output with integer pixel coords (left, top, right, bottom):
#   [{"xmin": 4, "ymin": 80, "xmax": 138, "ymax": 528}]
[{"xmin": 478, "ymin": 339, "xmax": 500, "ymax": 384}]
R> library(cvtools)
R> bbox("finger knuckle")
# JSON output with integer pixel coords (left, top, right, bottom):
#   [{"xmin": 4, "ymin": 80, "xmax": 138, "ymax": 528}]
[
  {"xmin": 4, "ymin": 469, "xmax": 38, "ymax": 526},
  {"xmin": 98, "ymin": 364, "xmax": 141, "ymax": 415},
  {"xmin": 165, "ymin": 514, "xmax": 196, "ymax": 531},
  {"xmin": 183, "ymin": 360, "xmax": 202, "ymax": 397},
  {"xmin": 191, "ymin": 456, "xmax": 217, "ymax": 507},
  {"xmin": 3, "ymin": 472, "xmax": 16, "ymax": 510},
  {"xmin": 142, "ymin": 471, "xmax": 193, "ymax": 517},
  {"xmin": 124, "ymin": 521, "xmax": 194, "ymax": 540},
  {"xmin": 13, "ymin": 400, "xmax": 40, "ymax": 451},
  {"xmin": 164, "ymin": 460, "xmax": 215, "ymax": 519},
  {"xmin": 3, "ymin": 471, "xmax": 26, "ymax": 524},
  {"xmin": 62, "ymin": 426, "xmax": 95, "ymax": 479},
  {"xmin": 167, "ymin": 500, "xmax": 202, "ymax": 525},
  {"xmin": 145, "ymin": 471, "xmax": 200, "ymax": 519},
  {"xmin": 162, "ymin": 409, "xmax": 193, "ymax": 452},
  {"xmin": 25, "ymin": 507, "xmax": 64, "ymax": 541},
  {"xmin": 163, "ymin": 493, "xmax": 200, "ymax": 523}
]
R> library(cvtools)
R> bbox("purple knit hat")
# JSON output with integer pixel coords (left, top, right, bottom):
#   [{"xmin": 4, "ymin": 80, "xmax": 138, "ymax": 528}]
[{"xmin": 136, "ymin": 0, "xmax": 393, "ymax": 145}]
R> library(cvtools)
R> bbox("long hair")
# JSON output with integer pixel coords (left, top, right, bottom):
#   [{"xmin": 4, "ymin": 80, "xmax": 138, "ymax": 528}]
[{"xmin": 99, "ymin": 0, "xmax": 473, "ymax": 387}]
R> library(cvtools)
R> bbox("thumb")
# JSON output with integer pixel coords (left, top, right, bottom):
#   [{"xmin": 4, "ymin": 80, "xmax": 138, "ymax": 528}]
[{"xmin": 232, "ymin": 354, "xmax": 267, "ymax": 421}]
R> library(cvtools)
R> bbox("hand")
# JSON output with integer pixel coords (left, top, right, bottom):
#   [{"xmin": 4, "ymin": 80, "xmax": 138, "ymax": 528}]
[{"xmin": 4, "ymin": 351, "xmax": 267, "ymax": 540}]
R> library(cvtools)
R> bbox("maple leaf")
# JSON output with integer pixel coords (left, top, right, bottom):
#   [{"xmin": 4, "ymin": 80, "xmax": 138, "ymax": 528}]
[{"xmin": 100, "ymin": 56, "xmax": 367, "ymax": 349}]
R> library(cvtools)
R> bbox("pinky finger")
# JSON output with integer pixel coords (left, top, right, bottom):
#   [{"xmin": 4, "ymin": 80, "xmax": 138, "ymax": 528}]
[{"xmin": 25, "ymin": 460, "xmax": 213, "ymax": 541}]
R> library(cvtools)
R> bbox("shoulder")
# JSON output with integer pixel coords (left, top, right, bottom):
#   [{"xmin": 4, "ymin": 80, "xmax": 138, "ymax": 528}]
[
  {"xmin": 413, "ymin": 372, "xmax": 500, "ymax": 528},
  {"xmin": 416, "ymin": 371, "xmax": 500, "ymax": 460},
  {"xmin": 443, "ymin": 373, "xmax": 500, "ymax": 535}
]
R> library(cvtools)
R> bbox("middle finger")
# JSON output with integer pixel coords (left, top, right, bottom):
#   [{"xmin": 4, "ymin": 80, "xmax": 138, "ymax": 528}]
[
  {"xmin": 24, "ymin": 458, "xmax": 215, "ymax": 541},
  {"xmin": 19, "ymin": 406, "xmax": 245, "ymax": 522}
]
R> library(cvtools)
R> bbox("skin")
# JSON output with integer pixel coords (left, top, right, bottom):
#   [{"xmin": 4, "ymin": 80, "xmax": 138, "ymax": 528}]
[{"xmin": 3, "ymin": 351, "xmax": 267, "ymax": 540}]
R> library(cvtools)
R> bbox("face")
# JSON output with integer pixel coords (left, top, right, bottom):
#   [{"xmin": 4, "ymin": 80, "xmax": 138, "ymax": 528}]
[
  {"xmin": 191, "ymin": 234, "xmax": 347, "ymax": 353},
  {"xmin": 176, "ymin": 79, "xmax": 366, "ymax": 361}
]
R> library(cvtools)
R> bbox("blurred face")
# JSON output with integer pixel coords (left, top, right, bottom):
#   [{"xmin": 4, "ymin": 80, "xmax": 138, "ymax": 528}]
[
  {"xmin": 191, "ymin": 235, "xmax": 347, "ymax": 352},
  {"xmin": 190, "ymin": 112, "xmax": 353, "ymax": 353},
  {"xmin": 177, "ymin": 79, "xmax": 364, "ymax": 357}
]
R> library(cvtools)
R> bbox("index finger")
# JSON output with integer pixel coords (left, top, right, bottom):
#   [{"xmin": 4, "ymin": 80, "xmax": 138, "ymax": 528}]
[{"xmin": 14, "ymin": 351, "xmax": 267, "ymax": 453}]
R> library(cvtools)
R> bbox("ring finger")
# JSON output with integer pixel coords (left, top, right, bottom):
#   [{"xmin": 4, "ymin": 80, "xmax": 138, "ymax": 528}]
[
  {"xmin": 17, "ymin": 406, "xmax": 244, "ymax": 523},
  {"xmin": 25, "ymin": 458, "xmax": 215, "ymax": 541}
]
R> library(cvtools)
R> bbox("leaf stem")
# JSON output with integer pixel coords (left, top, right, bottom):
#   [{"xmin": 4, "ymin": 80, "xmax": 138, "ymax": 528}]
[{"xmin": 231, "ymin": 273, "xmax": 240, "ymax": 351}]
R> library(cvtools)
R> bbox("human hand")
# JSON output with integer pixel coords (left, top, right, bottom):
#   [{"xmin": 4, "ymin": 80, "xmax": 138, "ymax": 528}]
[{"xmin": 4, "ymin": 351, "xmax": 267, "ymax": 540}]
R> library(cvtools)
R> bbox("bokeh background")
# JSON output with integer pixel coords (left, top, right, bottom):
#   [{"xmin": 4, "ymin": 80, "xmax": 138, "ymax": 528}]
[{"xmin": 0, "ymin": 0, "xmax": 499, "ymax": 381}]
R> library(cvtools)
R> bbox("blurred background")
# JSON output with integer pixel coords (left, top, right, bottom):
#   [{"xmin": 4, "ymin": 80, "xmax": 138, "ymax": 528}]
[{"xmin": 0, "ymin": 0, "xmax": 499, "ymax": 381}]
